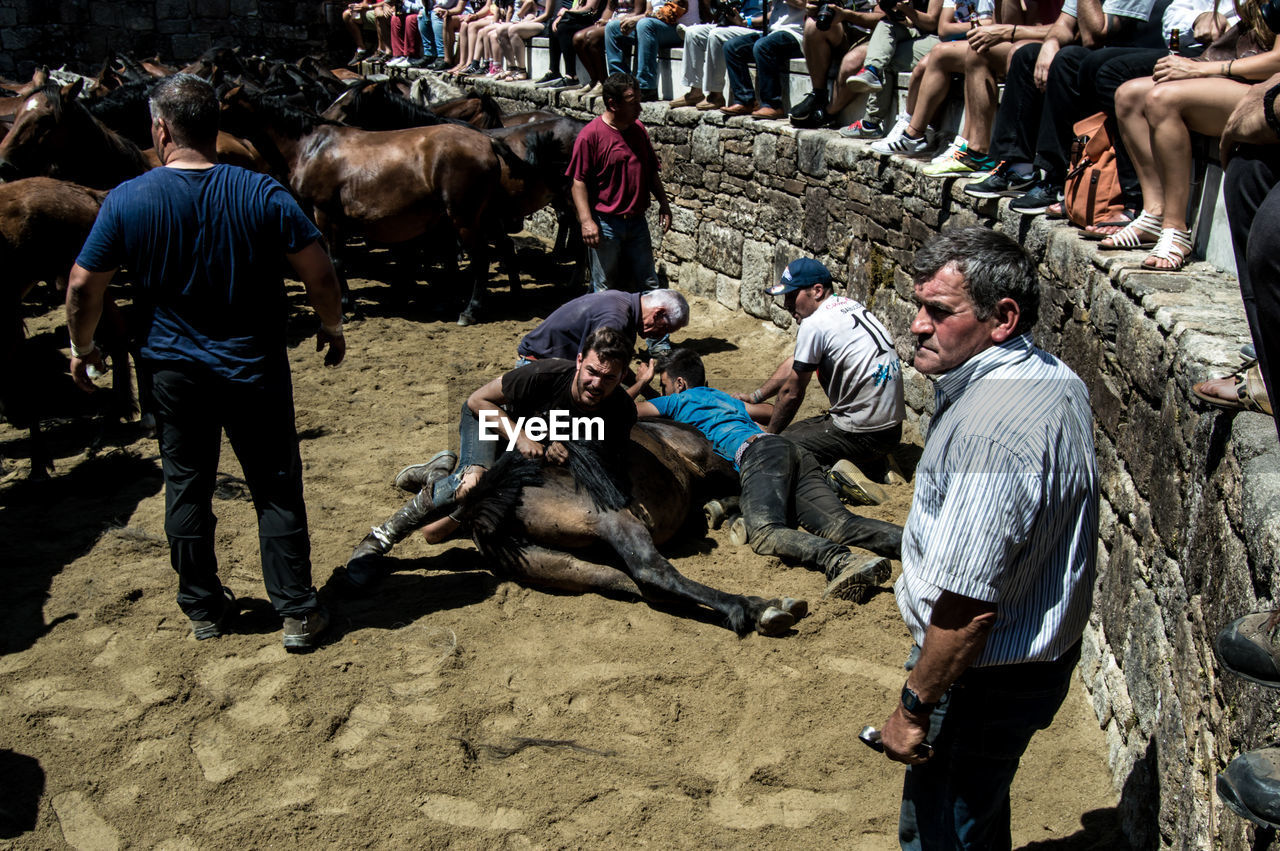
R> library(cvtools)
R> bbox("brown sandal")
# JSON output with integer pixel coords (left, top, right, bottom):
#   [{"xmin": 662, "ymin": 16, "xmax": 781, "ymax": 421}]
[{"xmin": 1192, "ymin": 364, "xmax": 1273, "ymax": 416}]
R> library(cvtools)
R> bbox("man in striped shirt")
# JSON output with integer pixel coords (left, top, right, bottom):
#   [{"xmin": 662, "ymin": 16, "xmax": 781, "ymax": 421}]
[{"xmin": 876, "ymin": 227, "xmax": 1099, "ymax": 849}]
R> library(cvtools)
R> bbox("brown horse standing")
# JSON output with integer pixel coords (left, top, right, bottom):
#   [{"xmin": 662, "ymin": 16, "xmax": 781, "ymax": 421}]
[{"xmin": 221, "ymin": 88, "xmax": 566, "ymax": 324}]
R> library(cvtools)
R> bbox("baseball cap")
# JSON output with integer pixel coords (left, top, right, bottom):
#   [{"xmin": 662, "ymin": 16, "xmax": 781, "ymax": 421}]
[{"xmin": 766, "ymin": 258, "xmax": 832, "ymax": 295}]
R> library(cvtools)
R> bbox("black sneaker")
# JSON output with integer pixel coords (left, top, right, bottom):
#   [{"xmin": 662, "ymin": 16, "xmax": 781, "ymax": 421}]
[
  {"xmin": 428, "ymin": 58, "xmax": 451, "ymax": 71},
  {"xmin": 283, "ymin": 608, "xmax": 329, "ymax": 652},
  {"xmin": 962, "ymin": 162, "xmax": 1039, "ymax": 199},
  {"xmin": 533, "ymin": 71, "xmax": 562, "ymax": 87},
  {"xmin": 790, "ymin": 89, "xmax": 827, "ymax": 121},
  {"xmin": 1008, "ymin": 181, "xmax": 1061, "ymax": 215}
]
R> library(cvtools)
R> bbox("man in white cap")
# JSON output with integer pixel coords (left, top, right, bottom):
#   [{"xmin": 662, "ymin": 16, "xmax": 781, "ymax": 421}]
[{"xmin": 736, "ymin": 257, "xmax": 905, "ymax": 504}]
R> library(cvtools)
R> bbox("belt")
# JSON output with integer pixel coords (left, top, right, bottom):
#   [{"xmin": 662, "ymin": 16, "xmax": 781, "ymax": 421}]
[{"xmin": 734, "ymin": 432, "xmax": 775, "ymax": 468}]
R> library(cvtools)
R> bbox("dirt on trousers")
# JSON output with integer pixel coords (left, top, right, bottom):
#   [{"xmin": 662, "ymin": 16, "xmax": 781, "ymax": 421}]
[{"xmin": 0, "ymin": 255, "xmax": 1124, "ymax": 850}]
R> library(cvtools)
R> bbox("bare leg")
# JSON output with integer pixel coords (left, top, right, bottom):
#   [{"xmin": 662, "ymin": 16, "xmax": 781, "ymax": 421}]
[
  {"xmin": 802, "ymin": 17, "xmax": 847, "ymax": 93},
  {"xmin": 343, "ymin": 8, "xmax": 367, "ymax": 50},
  {"xmin": 826, "ymin": 43, "xmax": 870, "ymax": 115},
  {"xmin": 1115, "ymin": 77, "xmax": 1163, "ymax": 219},
  {"xmin": 960, "ymin": 41, "xmax": 1017, "ymax": 153},
  {"xmin": 575, "ymin": 23, "xmax": 607, "ymax": 84},
  {"xmin": 907, "ymin": 41, "xmax": 967, "ymax": 136}
]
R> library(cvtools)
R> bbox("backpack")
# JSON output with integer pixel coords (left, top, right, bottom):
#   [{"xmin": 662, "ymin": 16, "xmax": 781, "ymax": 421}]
[{"xmin": 1063, "ymin": 112, "xmax": 1125, "ymax": 229}]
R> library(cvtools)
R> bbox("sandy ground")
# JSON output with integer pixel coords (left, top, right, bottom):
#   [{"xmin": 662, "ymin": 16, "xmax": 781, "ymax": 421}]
[{"xmin": 0, "ymin": 244, "xmax": 1125, "ymax": 849}]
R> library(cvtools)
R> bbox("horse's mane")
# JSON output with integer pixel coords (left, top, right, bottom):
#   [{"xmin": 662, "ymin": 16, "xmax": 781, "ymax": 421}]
[
  {"xmin": 240, "ymin": 91, "xmax": 332, "ymax": 137},
  {"xmin": 35, "ymin": 84, "xmax": 151, "ymax": 182},
  {"xmin": 84, "ymin": 80, "xmax": 151, "ymax": 142},
  {"xmin": 345, "ymin": 84, "xmax": 467, "ymax": 130}
]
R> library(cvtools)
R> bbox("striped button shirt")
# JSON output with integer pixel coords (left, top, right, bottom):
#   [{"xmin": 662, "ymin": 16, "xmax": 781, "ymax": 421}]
[{"xmin": 895, "ymin": 334, "xmax": 1098, "ymax": 667}]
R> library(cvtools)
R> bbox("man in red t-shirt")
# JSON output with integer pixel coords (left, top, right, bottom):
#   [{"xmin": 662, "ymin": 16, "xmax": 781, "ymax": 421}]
[{"xmin": 566, "ymin": 72, "xmax": 676, "ymax": 353}]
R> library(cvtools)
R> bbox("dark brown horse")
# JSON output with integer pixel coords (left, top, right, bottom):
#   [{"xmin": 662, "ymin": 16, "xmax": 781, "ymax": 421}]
[
  {"xmin": 346, "ymin": 419, "xmax": 806, "ymax": 635},
  {"xmin": 221, "ymin": 88, "xmax": 568, "ymax": 323}
]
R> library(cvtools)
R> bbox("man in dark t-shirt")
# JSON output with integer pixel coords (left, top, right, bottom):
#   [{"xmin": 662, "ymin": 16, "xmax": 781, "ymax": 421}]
[
  {"xmin": 346, "ymin": 327, "xmax": 637, "ymax": 572},
  {"xmin": 66, "ymin": 74, "xmax": 346, "ymax": 652},
  {"xmin": 516, "ymin": 289, "xmax": 689, "ymax": 364},
  {"xmin": 567, "ymin": 73, "xmax": 676, "ymax": 353}
]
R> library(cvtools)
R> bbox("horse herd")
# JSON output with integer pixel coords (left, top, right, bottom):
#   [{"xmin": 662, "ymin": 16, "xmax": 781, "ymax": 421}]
[{"xmin": 0, "ymin": 49, "xmax": 588, "ymax": 477}]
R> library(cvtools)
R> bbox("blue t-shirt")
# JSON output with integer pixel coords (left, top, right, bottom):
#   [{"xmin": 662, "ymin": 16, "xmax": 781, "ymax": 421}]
[
  {"xmin": 649, "ymin": 386, "xmax": 762, "ymax": 470},
  {"xmin": 76, "ymin": 164, "xmax": 322, "ymax": 383}
]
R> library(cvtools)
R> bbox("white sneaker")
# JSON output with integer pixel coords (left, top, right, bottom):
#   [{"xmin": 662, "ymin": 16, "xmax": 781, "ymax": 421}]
[
  {"xmin": 930, "ymin": 136, "xmax": 967, "ymax": 165},
  {"xmin": 388, "ymin": 56, "xmax": 409, "ymax": 67},
  {"xmin": 880, "ymin": 113, "xmax": 911, "ymax": 146},
  {"xmin": 871, "ymin": 129, "xmax": 929, "ymax": 156}
]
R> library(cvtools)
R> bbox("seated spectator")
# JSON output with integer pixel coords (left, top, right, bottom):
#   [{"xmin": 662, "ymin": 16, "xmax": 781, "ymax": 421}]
[
  {"xmin": 789, "ymin": 0, "xmax": 885, "ymax": 127},
  {"xmin": 574, "ymin": 0, "xmax": 633, "ymax": 93},
  {"xmin": 864, "ymin": 0, "xmax": 996, "ymax": 150},
  {"xmin": 415, "ymin": 0, "xmax": 447, "ymax": 67},
  {"xmin": 473, "ymin": 0, "xmax": 519, "ymax": 75},
  {"xmin": 962, "ymin": 0, "xmax": 1165, "ymax": 213},
  {"xmin": 1106, "ymin": 0, "xmax": 1276, "ymax": 270},
  {"xmin": 344, "ymin": 0, "xmax": 395, "ymax": 65},
  {"xmin": 605, "ymin": 0, "xmax": 706, "ymax": 100},
  {"xmin": 837, "ymin": 0, "xmax": 946, "ymax": 138},
  {"xmin": 447, "ymin": 0, "xmax": 503, "ymax": 75},
  {"xmin": 668, "ymin": 0, "xmax": 765, "ymax": 110},
  {"xmin": 388, "ymin": 0, "xmax": 427, "ymax": 66},
  {"xmin": 721, "ymin": 0, "xmax": 807, "ymax": 117},
  {"xmin": 535, "ymin": 0, "xmax": 609, "ymax": 87},
  {"xmin": 434, "ymin": 0, "xmax": 476, "ymax": 67},
  {"xmin": 494, "ymin": 0, "xmax": 552, "ymax": 80}
]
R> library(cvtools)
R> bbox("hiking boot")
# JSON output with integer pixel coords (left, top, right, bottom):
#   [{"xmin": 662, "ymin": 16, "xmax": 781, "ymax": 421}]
[
  {"xmin": 1216, "ymin": 610, "xmax": 1280, "ymax": 688},
  {"xmin": 826, "ymin": 459, "xmax": 886, "ymax": 506},
  {"xmin": 823, "ymin": 555, "xmax": 892, "ymax": 603},
  {"xmin": 394, "ymin": 449, "xmax": 458, "ymax": 492},
  {"xmin": 283, "ymin": 608, "xmax": 329, "ymax": 652},
  {"xmin": 963, "ymin": 162, "xmax": 1039, "ymax": 199},
  {"xmin": 845, "ymin": 66, "xmax": 883, "ymax": 94},
  {"xmin": 189, "ymin": 586, "xmax": 237, "ymax": 640},
  {"xmin": 790, "ymin": 89, "xmax": 827, "ymax": 121},
  {"xmin": 838, "ymin": 119, "xmax": 883, "ymax": 139},
  {"xmin": 1218, "ymin": 747, "xmax": 1280, "ymax": 829},
  {"xmin": 1009, "ymin": 180, "xmax": 1061, "ymax": 215}
]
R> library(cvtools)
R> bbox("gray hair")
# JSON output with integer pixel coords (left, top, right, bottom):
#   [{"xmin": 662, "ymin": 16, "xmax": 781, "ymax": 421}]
[
  {"xmin": 640, "ymin": 289, "xmax": 690, "ymax": 328},
  {"xmin": 148, "ymin": 73, "xmax": 219, "ymax": 148},
  {"xmin": 911, "ymin": 227, "xmax": 1040, "ymax": 334}
]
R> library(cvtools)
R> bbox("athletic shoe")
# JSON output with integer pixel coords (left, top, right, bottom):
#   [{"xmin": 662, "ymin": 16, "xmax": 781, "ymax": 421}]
[
  {"xmin": 963, "ymin": 162, "xmax": 1040, "ymax": 199},
  {"xmin": 823, "ymin": 555, "xmax": 892, "ymax": 603},
  {"xmin": 923, "ymin": 145, "xmax": 998, "ymax": 178},
  {"xmin": 826, "ymin": 459, "xmax": 886, "ymax": 506},
  {"xmin": 550, "ymin": 76, "xmax": 583, "ymax": 90},
  {"xmin": 1009, "ymin": 181, "xmax": 1061, "ymax": 215},
  {"xmin": 190, "ymin": 586, "xmax": 237, "ymax": 640},
  {"xmin": 428, "ymin": 58, "xmax": 451, "ymax": 70},
  {"xmin": 838, "ymin": 119, "xmax": 884, "ymax": 139},
  {"xmin": 790, "ymin": 89, "xmax": 828, "ymax": 121},
  {"xmin": 533, "ymin": 71, "xmax": 563, "ymax": 87},
  {"xmin": 929, "ymin": 137, "xmax": 967, "ymax": 165},
  {"xmin": 283, "ymin": 608, "xmax": 329, "ymax": 652},
  {"xmin": 844, "ymin": 66, "xmax": 883, "ymax": 94},
  {"xmin": 347, "ymin": 49, "xmax": 370, "ymax": 67},
  {"xmin": 871, "ymin": 129, "xmax": 929, "ymax": 156}
]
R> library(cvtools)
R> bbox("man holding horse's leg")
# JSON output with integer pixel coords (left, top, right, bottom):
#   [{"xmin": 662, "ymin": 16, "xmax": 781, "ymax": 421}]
[
  {"xmin": 633, "ymin": 349, "xmax": 903, "ymax": 601},
  {"xmin": 345, "ymin": 327, "xmax": 638, "ymax": 581},
  {"xmin": 65, "ymin": 74, "xmax": 347, "ymax": 652}
]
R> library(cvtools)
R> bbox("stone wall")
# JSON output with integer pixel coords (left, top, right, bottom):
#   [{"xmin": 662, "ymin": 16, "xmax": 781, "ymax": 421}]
[
  {"xmin": 479, "ymin": 79, "xmax": 1280, "ymax": 848},
  {"xmin": 0, "ymin": 0, "xmax": 336, "ymax": 78}
]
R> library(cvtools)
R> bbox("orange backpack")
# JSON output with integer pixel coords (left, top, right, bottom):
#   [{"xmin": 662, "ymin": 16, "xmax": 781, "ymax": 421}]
[{"xmin": 1063, "ymin": 112, "xmax": 1126, "ymax": 228}]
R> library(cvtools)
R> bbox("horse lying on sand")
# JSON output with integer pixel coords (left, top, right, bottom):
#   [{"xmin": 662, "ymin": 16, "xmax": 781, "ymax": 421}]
[{"xmin": 344, "ymin": 419, "xmax": 807, "ymax": 636}]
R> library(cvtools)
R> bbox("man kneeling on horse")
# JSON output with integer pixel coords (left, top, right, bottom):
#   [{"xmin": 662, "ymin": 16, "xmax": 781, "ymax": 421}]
[
  {"xmin": 345, "ymin": 326, "xmax": 637, "ymax": 580},
  {"xmin": 633, "ymin": 349, "xmax": 902, "ymax": 601}
]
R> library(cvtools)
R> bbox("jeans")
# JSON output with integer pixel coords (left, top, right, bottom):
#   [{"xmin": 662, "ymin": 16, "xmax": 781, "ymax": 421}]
[
  {"xmin": 150, "ymin": 363, "xmax": 318, "ymax": 620},
  {"xmin": 432, "ymin": 400, "xmax": 503, "ymax": 503},
  {"xmin": 724, "ymin": 29, "xmax": 804, "ymax": 109},
  {"xmin": 420, "ymin": 11, "xmax": 443, "ymax": 59},
  {"xmin": 1225, "ymin": 146, "xmax": 1280, "ymax": 444},
  {"xmin": 898, "ymin": 642, "xmax": 1080, "ymax": 850},
  {"xmin": 782, "ymin": 415, "xmax": 901, "ymax": 481},
  {"xmin": 681, "ymin": 23, "xmax": 754, "ymax": 92},
  {"xmin": 605, "ymin": 16, "xmax": 683, "ymax": 90},
  {"xmin": 590, "ymin": 212, "xmax": 666, "ymax": 349},
  {"xmin": 737, "ymin": 435, "xmax": 902, "ymax": 576}
]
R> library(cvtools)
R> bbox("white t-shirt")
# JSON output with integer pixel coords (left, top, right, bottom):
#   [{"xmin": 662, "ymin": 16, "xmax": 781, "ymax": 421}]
[{"xmin": 792, "ymin": 295, "xmax": 905, "ymax": 433}]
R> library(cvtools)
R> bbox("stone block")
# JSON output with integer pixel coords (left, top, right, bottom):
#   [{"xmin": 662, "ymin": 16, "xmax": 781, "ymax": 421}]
[
  {"xmin": 664, "ymin": 231, "xmax": 696, "ymax": 262},
  {"xmin": 697, "ymin": 222, "xmax": 744, "ymax": 277},
  {"xmin": 716, "ymin": 274, "xmax": 741, "ymax": 311},
  {"xmin": 157, "ymin": 0, "xmax": 192, "ymax": 16},
  {"xmin": 753, "ymin": 132, "xmax": 778, "ymax": 171},
  {"xmin": 0, "ymin": 26, "xmax": 40, "ymax": 50},
  {"xmin": 691, "ymin": 122, "xmax": 721, "ymax": 163},
  {"xmin": 740, "ymin": 239, "xmax": 774, "ymax": 322},
  {"xmin": 802, "ymin": 188, "xmax": 827, "ymax": 255},
  {"xmin": 0, "ymin": 8, "xmax": 21, "ymax": 27}
]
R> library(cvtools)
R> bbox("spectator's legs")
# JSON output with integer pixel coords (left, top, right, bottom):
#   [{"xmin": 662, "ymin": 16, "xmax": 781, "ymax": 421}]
[
  {"xmin": 557, "ymin": 17, "xmax": 582, "ymax": 79},
  {"xmin": 604, "ymin": 18, "xmax": 634, "ymax": 76},
  {"xmin": 752, "ymin": 30, "xmax": 804, "ymax": 109},
  {"xmin": 1093, "ymin": 49, "xmax": 1163, "ymax": 211},
  {"xmin": 906, "ymin": 40, "xmax": 966, "ymax": 137},
  {"xmin": 801, "ymin": 16, "xmax": 847, "ymax": 94},
  {"xmin": 343, "ymin": 7, "xmax": 368, "ymax": 52},
  {"xmin": 1114, "ymin": 76, "xmax": 1164, "ymax": 220},
  {"xmin": 862, "ymin": 20, "xmax": 911, "ymax": 125},
  {"xmin": 723, "ymin": 31, "xmax": 762, "ymax": 106},
  {"xmin": 1224, "ymin": 146, "xmax": 1280, "ymax": 442},
  {"xmin": 419, "ymin": 8, "xmax": 441, "ymax": 58},
  {"xmin": 634, "ymin": 17, "xmax": 681, "ymax": 92},
  {"xmin": 959, "ymin": 40, "xmax": 1016, "ymax": 153},
  {"xmin": 575, "ymin": 22, "xmax": 608, "ymax": 84},
  {"xmin": 681, "ymin": 23, "xmax": 713, "ymax": 94},
  {"xmin": 885, "ymin": 33, "xmax": 937, "ymax": 123},
  {"xmin": 986, "ymin": 42, "xmax": 1041, "ymax": 163},
  {"xmin": 391, "ymin": 14, "xmax": 408, "ymax": 56},
  {"xmin": 1031, "ymin": 45, "xmax": 1126, "ymax": 186},
  {"xmin": 705, "ymin": 25, "xmax": 754, "ymax": 94},
  {"xmin": 373, "ymin": 5, "xmax": 393, "ymax": 54},
  {"xmin": 825, "ymin": 42, "xmax": 870, "ymax": 116}
]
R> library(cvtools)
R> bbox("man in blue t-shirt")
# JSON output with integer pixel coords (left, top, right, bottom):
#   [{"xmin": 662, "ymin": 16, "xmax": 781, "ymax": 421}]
[
  {"xmin": 66, "ymin": 74, "xmax": 346, "ymax": 652},
  {"xmin": 633, "ymin": 349, "xmax": 902, "ymax": 600}
]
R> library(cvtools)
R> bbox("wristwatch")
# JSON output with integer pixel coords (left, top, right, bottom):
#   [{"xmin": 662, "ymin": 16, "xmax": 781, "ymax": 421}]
[
  {"xmin": 1264, "ymin": 82, "xmax": 1280, "ymax": 140},
  {"xmin": 900, "ymin": 683, "xmax": 936, "ymax": 716}
]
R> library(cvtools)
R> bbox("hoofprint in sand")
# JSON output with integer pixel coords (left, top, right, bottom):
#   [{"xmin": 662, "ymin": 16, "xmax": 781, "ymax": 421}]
[{"xmin": 0, "ymin": 263, "xmax": 1122, "ymax": 848}]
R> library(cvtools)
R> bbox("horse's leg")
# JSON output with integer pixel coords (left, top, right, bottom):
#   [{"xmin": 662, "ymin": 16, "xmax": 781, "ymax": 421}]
[
  {"xmin": 316, "ymin": 215, "xmax": 354, "ymax": 316},
  {"xmin": 597, "ymin": 509, "xmax": 796, "ymax": 636},
  {"xmin": 507, "ymin": 545, "xmax": 642, "ymax": 596},
  {"xmin": 457, "ymin": 232, "xmax": 488, "ymax": 327},
  {"xmin": 28, "ymin": 417, "xmax": 51, "ymax": 480},
  {"xmin": 387, "ymin": 242, "xmax": 420, "ymax": 306},
  {"xmin": 497, "ymin": 234, "xmax": 520, "ymax": 294}
]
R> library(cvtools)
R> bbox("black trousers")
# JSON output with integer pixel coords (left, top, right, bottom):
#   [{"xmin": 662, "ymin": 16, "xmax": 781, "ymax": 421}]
[
  {"xmin": 150, "ymin": 363, "xmax": 318, "ymax": 620},
  {"xmin": 782, "ymin": 414, "xmax": 901, "ymax": 482},
  {"xmin": 988, "ymin": 43, "xmax": 1044, "ymax": 165},
  {"xmin": 1224, "ymin": 146, "xmax": 1280, "ymax": 443},
  {"xmin": 738, "ymin": 435, "xmax": 901, "ymax": 577},
  {"xmin": 548, "ymin": 3, "xmax": 597, "ymax": 77}
]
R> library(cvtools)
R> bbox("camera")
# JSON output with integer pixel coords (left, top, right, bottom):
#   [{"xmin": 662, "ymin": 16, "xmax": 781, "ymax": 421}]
[
  {"xmin": 815, "ymin": 0, "xmax": 855, "ymax": 30},
  {"xmin": 710, "ymin": 0, "xmax": 742, "ymax": 25},
  {"xmin": 877, "ymin": 0, "xmax": 926, "ymax": 22},
  {"xmin": 1263, "ymin": 0, "xmax": 1280, "ymax": 35}
]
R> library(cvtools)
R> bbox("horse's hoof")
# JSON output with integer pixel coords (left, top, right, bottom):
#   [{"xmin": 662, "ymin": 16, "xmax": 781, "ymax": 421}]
[
  {"xmin": 457, "ymin": 312, "xmax": 476, "ymax": 327},
  {"xmin": 755, "ymin": 605, "xmax": 796, "ymax": 637},
  {"xmin": 766, "ymin": 597, "xmax": 808, "ymax": 621}
]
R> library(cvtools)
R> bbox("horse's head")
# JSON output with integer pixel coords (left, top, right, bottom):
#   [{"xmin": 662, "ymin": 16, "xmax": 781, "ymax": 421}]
[
  {"xmin": 319, "ymin": 82, "xmax": 371, "ymax": 124},
  {"xmin": 0, "ymin": 81, "xmax": 84, "ymax": 182}
]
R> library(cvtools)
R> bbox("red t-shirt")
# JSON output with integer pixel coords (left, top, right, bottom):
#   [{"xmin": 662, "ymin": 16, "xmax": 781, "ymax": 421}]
[{"xmin": 566, "ymin": 116, "xmax": 660, "ymax": 217}]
